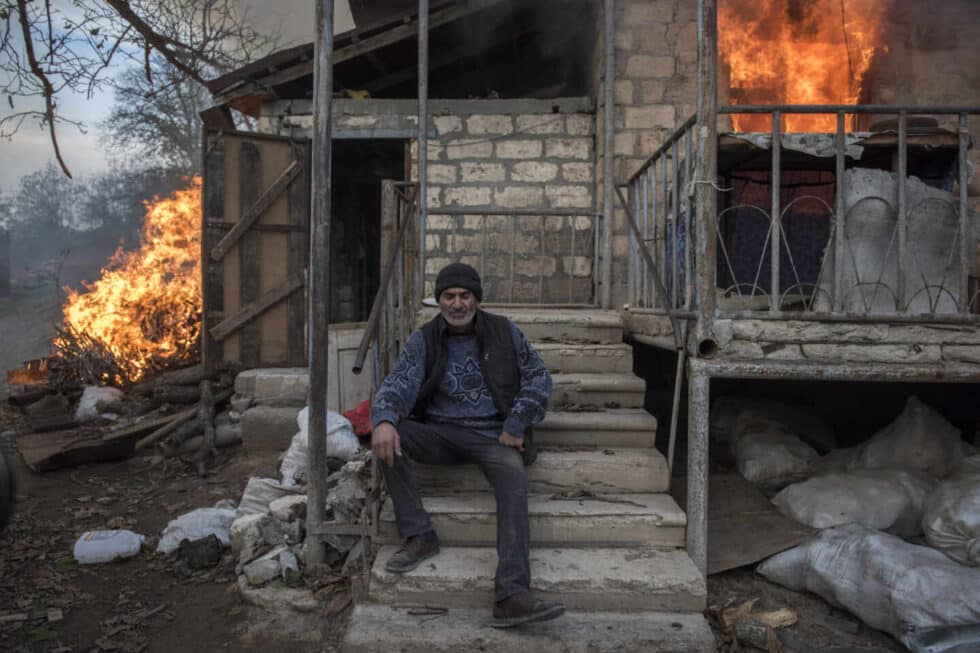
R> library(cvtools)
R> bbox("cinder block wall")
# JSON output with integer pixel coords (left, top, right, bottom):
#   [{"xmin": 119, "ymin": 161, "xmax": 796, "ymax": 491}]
[{"xmin": 409, "ymin": 104, "xmax": 597, "ymax": 303}]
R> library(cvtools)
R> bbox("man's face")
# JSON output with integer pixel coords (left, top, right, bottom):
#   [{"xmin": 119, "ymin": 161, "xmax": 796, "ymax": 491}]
[{"xmin": 438, "ymin": 287, "xmax": 479, "ymax": 329}]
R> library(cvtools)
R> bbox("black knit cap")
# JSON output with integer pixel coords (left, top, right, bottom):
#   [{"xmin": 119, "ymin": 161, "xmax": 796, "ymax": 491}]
[{"xmin": 435, "ymin": 262, "xmax": 483, "ymax": 301}]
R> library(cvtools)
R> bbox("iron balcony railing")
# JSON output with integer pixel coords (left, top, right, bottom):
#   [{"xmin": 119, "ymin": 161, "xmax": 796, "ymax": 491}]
[{"xmin": 624, "ymin": 105, "xmax": 980, "ymax": 323}]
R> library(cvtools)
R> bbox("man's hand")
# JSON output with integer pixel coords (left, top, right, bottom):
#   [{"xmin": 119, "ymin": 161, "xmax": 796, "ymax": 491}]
[
  {"xmin": 372, "ymin": 421, "xmax": 402, "ymax": 466},
  {"xmin": 498, "ymin": 431, "xmax": 524, "ymax": 451}
]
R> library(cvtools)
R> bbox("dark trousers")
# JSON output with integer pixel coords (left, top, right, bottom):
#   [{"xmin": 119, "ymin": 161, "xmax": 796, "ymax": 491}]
[{"xmin": 380, "ymin": 419, "xmax": 530, "ymax": 602}]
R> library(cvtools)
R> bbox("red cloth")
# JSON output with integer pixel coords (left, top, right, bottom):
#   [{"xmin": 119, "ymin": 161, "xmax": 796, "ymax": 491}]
[{"xmin": 343, "ymin": 399, "xmax": 372, "ymax": 438}]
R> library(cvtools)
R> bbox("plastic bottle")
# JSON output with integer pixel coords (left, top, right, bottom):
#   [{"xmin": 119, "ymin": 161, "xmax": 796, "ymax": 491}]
[{"xmin": 73, "ymin": 529, "xmax": 144, "ymax": 564}]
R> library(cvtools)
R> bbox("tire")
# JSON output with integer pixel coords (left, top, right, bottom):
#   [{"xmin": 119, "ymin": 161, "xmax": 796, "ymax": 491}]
[{"xmin": 0, "ymin": 448, "xmax": 15, "ymax": 533}]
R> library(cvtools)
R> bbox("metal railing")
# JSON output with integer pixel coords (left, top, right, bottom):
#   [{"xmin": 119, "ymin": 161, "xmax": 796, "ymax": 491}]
[{"xmin": 625, "ymin": 105, "xmax": 980, "ymax": 322}]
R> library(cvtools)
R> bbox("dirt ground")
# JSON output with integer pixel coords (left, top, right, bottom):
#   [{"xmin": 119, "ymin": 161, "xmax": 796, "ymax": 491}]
[{"xmin": 0, "ymin": 398, "xmax": 350, "ymax": 653}]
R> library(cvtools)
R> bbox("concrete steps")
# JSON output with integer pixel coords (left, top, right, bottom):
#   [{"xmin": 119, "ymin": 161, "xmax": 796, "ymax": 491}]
[
  {"xmin": 369, "ymin": 545, "xmax": 706, "ymax": 613},
  {"xmin": 415, "ymin": 448, "xmax": 670, "ymax": 495},
  {"xmin": 419, "ymin": 307, "xmax": 625, "ymax": 344},
  {"xmin": 343, "ymin": 604, "xmax": 716, "ymax": 653},
  {"xmin": 535, "ymin": 342, "xmax": 634, "ymax": 374},
  {"xmin": 377, "ymin": 492, "xmax": 686, "ymax": 547},
  {"xmin": 537, "ymin": 409, "xmax": 657, "ymax": 448},
  {"xmin": 550, "ymin": 373, "xmax": 645, "ymax": 408}
]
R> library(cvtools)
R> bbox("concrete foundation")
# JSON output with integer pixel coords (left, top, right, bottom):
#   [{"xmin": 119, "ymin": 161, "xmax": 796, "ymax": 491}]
[{"xmin": 240, "ymin": 405, "xmax": 301, "ymax": 452}]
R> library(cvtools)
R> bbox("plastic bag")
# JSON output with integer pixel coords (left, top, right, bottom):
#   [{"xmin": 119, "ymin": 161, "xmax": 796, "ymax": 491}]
[
  {"xmin": 815, "ymin": 396, "xmax": 964, "ymax": 479},
  {"xmin": 772, "ymin": 469, "xmax": 937, "ymax": 537},
  {"xmin": 757, "ymin": 523, "xmax": 980, "ymax": 647},
  {"xmin": 74, "ymin": 529, "xmax": 144, "ymax": 564},
  {"xmin": 75, "ymin": 386, "xmax": 124, "ymax": 423},
  {"xmin": 236, "ymin": 476, "xmax": 304, "ymax": 518},
  {"xmin": 711, "ymin": 396, "xmax": 836, "ymax": 453},
  {"xmin": 157, "ymin": 505, "xmax": 236, "ymax": 554},
  {"xmin": 279, "ymin": 406, "xmax": 359, "ymax": 486},
  {"xmin": 922, "ymin": 457, "xmax": 980, "ymax": 566},
  {"xmin": 731, "ymin": 410, "xmax": 820, "ymax": 488}
]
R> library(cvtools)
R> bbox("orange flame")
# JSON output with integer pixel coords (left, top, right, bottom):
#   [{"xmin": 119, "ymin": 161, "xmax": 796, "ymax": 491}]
[
  {"xmin": 59, "ymin": 179, "xmax": 202, "ymax": 384},
  {"xmin": 719, "ymin": 0, "xmax": 890, "ymax": 132}
]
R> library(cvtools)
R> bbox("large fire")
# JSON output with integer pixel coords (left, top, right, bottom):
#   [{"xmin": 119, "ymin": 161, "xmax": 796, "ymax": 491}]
[
  {"xmin": 719, "ymin": 0, "xmax": 890, "ymax": 132},
  {"xmin": 59, "ymin": 180, "xmax": 203, "ymax": 385}
]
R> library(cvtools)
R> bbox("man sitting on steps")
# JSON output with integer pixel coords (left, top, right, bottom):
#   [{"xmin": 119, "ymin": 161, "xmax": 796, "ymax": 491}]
[{"xmin": 370, "ymin": 262, "xmax": 565, "ymax": 628}]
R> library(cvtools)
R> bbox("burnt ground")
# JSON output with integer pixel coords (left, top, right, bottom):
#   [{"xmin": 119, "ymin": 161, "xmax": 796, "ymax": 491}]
[{"xmin": 0, "ymin": 399, "xmax": 350, "ymax": 653}]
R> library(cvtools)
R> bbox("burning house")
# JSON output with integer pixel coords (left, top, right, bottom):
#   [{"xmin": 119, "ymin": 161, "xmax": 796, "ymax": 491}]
[{"xmin": 188, "ymin": 0, "xmax": 980, "ymax": 648}]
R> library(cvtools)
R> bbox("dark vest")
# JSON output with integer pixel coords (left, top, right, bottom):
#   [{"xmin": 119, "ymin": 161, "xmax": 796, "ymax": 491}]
[{"xmin": 412, "ymin": 309, "xmax": 537, "ymax": 464}]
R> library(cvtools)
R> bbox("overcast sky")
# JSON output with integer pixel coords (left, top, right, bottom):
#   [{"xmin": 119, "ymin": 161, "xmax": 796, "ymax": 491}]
[{"xmin": 0, "ymin": 0, "xmax": 355, "ymax": 194}]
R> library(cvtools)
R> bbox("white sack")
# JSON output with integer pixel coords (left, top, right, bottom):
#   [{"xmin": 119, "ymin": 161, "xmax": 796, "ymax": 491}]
[
  {"xmin": 815, "ymin": 396, "xmax": 964, "ymax": 479},
  {"xmin": 732, "ymin": 410, "xmax": 820, "ymax": 488},
  {"xmin": 157, "ymin": 505, "xmax": 236, "ymax": 553},
  {"xmin": 922, "ymin": 457, "xmax": 980, "ymax": 566},
  {"xmin": 711, "ymin": 396, "xmax": 836, "ymax": 453},
  {"xmin": 772, "ymin": 469, "xmax": 937, "ymax": 537},
  {"xmin": 236, "ymin": 476, "xmax": 305, "ymax": 518},
  {"xmin": 279, "ymin": 406, "xmax": 359, "ymax": 486},
  {"xmin": 75, "ymin": 386, "xmax": 125, "ymax": 423},
  {"xmin": 757, "ymin": 523, "xmax": 980, "ymax": 647},
  {"xmin": 74, "ymin": 529, "xmax": 144, "ymax": 564}
]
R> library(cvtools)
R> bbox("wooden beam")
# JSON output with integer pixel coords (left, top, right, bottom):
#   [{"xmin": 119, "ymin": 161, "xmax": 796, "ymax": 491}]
[
  {"xmin": 210, "ymin": 275, "xmax": 306, "ymax": 342},
  {"xmin": 206, "ymin": 220, "xmax": 305, "ymax": 233},
  {"xmin": 210, "ymin": 159, "xmax": 301, "ymax": 262}
]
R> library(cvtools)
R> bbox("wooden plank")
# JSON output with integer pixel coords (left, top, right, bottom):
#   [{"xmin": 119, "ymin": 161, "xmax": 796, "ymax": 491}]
[
  {"xmin": 238, "ymin": 141, "xmax": 262, "ymax": 366},
  {"xmin": 17, "ymin": 429, "xmax": 134, "ymax": 472},
  {"xmin": 201, "ymin": 131, "xmax": 226, "ymax": 373},
  {"xmin": 287, "ymin": 142, "xmax": 311, "ymax": 365},
  {"xmin": 256, "ymin": 141, "xmax": 291, "ymax": 364},
  {"xmin": 210, "ymin": 275, "xmax": 306, "ymax": 342},
  {"xmin": 206, "ymin": 220, "xmax": 305, "ymax": 233},
  {"xmin": 101, "ymin": 410, "xmax": 196, "ymax": 442},
  {"xmin": 210, "ymin": 159, "xmax": 301, "ymax": 262}
]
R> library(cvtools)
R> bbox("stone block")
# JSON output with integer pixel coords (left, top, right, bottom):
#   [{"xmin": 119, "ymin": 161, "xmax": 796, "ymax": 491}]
[
  {"xmin": 562, "ymin": 255, "xmax": 594, "ymax": 278},
  {"xmin": 465, "ymin": 114, "xmax": 513, "ymax": 135},
  {"xmin": 565, "ymin": 114, "xmax": 594, "ymax": 136},
  {"xmin": 562, "ymin": 162, "xmax": 594, "ymax": 183},
  {"xmin": 445, "ymin": 138, "xmax": 493, "ymax": 159},
  {"xmin": 495, "ymin": 186, "xmax": 544, "ymax": 208},
  {"xmin": 546, "ymin": 185, "xmax": 592, "ymax": 209},
  {"xmin": 546, "ymin": 138, "xmax": 591, "ymax": 160},
  {"xmin": 460, "ymin": 161, "xmax": 506, "ymax": 183},
  {"xmin": 640, "ymin": 79, "xmax": 667, "ymax": 103},
  {"xmin": 338, "ymin": 115, "xmax": 379, "ymax": 129},
  {"xmin": 235, "ymin": 368, "xmax": 308, "ymax": 406},
  {"xmin": 625, "ymin": 1, "xmax": 674, "ymax": 24},
  {"xmin": 444, "ymin": 186, "xmax": 492, "ymax": 207},
  {"xmin": 515, "ymin": 256, "xmax": 557, "ymax": 277},
  {"xmin": 496, "ymin": 139, "xmax": 543, "ymax": 159},
  {"xmin": 427, "ymin": 214, "xmax": 455, "ymax": 230},
  {"xmin": 515, "ymin": 114, "xmax": 562, "ymax": 135},
  {"xmin": 615, "ymin": 132, "xmax": 638, "ymax": 156},
  {"xmin": 433, "ymin": 115, "xmax": 462, "ymax": 135},
  {"xmin": 615, "ymin": 80, "xmax": 635, "ymax": 105},
  {"xmin": 511, "ymin": 161, "xmax": 558, "ymax": 183},
  {"xmin": 625, "ymin": 54, "xmax": 675, "ymax": 78},
  {"xmin": 427, "ymin": 164, "xmax": 458, "ymax": 184},
  {"xmin": 240, "ymin": 405, "xmax": 302, "ymax": 452},
  {"xmin": 625, "ymin": 105, "xmax": 676, "ymax": 130}
]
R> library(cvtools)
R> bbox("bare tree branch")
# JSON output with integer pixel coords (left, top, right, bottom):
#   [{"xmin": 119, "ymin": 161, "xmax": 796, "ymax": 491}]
[{"xmin": 15, "ymin": 0, "xmax": 70, "ymax": 177}]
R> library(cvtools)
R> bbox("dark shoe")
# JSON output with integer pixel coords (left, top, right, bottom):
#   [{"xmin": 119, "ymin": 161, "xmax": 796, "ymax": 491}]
[
  {"xmin": 491, "ymin": 592, "xmax": 565, "ymax": 628},
  {"xmin": 385, "ymin": 531, "xmax": 440, "ymax": 573}
]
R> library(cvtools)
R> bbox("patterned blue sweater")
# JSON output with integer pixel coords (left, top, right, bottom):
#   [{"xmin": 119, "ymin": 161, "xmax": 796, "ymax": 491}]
[{"xmin": 371, "ymin": 320, "xmax": 552, "ymax": 439}]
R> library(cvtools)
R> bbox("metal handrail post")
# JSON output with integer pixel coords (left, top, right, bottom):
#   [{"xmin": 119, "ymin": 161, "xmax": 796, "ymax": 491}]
[
  {"xmin": 601, "ymin": 0, "xmax": 615, "ymax": 309},
  {"xmin": 417, "ymin": 0, "xmax": 429, "ymax": 304}
]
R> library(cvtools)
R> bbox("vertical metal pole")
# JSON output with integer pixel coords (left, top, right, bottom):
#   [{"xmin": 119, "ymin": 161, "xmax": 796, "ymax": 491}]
[
  {"xmin": 897, "ymin": 110, "xmax": 907, "ymax": 312},
  {"xmin": 686, "ymin": 363, "xmax": 709, "ymax": 577},
  {"xmin": 539, "ymin": 215, "xmax": 546, "ymax": 303},
  {"xmin": 694, "ymin": 0, "xmax": 718, "ymax": 338},
  {"xmin": 569, "ymin": 215, "xmax": 576, "ymax": 304},
  {"xmin": 641, "ymin": 174, "xmax": 649, "ymax": 307},
  {"xmin": 834, "ymin": 112, "xmax": 845, "ymax": 312},
  {"xmin": 652, "ymin": 162, "xmax": 660, "ymax": 309},
  {"xmin": 671, "ymin": 147, "xmax": 680, "ymax": 309},
  {"xmin": 959, "ymin": 113, "xmax": 970, "ymax": 314},
  {"xmin": 685, "ymin": 130, "xmax": 695, "ymax": 310},
  {"xmin": 601, "ymin": 0, "xmax": 615, "ymax": 308},
  {"xmin": 306, "ymin": 0, "xmax": 334, "ymax": 567},
  {"xmin": 418, "ymin": 0, "xmax": 429, "ymax": 300},
  {"xmin": 769, "ymin": 110, "xmax": 782, "ymax": 313}
]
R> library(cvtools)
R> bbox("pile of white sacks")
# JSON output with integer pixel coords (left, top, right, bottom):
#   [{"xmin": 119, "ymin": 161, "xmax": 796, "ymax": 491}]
[
  {"xmin": 229, "ymin": 405, "xmax": 367, "ymax": 588},
  {"xmin": 714, "ymin": 396, "xmax": 980, "ymax": 647}
]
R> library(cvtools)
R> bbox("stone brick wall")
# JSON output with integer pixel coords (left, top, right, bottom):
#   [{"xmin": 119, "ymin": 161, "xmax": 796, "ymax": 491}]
[
  {"xmin": 596, "ymin": 0, "xmax": 699, "ymax": 308},
  {"xmin": 410, "ymin": 105, "xmax": 598, "ymax": 303}
]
